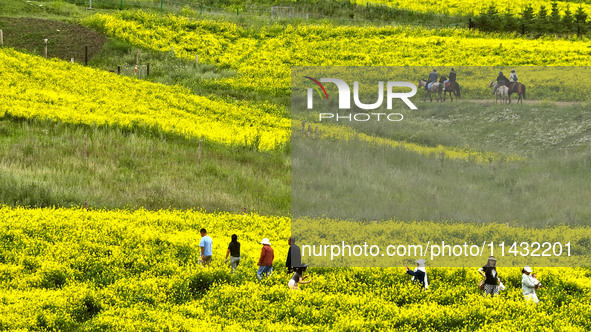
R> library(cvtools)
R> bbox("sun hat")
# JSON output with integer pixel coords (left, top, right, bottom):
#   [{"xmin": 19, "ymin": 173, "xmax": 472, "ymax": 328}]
[
  {"xmin": 415, "ymin": 259, "xmax": 426, "ymax": 267},
  {"xmin": 260, "ymin": 238, "xmax": 271, "ymax": 245},
  {"xmin": 524, "ymin": 266, "xmax": 532, "ymax": 273}
]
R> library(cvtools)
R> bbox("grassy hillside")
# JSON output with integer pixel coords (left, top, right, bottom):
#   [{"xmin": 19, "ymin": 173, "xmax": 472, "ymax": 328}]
[
  {"xmin": 1, "ymin": 1, "xmax": 591, "ymax": 331},
  {"xmin": 0, "ymin": 116, "xmax": 289, "ymax": 214}
]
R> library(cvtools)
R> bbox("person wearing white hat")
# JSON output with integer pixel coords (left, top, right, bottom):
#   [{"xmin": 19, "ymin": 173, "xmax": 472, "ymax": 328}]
[
  {"xmin": 522, "ymin": 266, "xmax": 540, "ymax": 304},
  {"xmin": 257, "ymin": 238, "xmax": 274, "ymax": 281},
  {"xmin": 405, "ymin": 259, "xmax": 429, "ymax": 289}
]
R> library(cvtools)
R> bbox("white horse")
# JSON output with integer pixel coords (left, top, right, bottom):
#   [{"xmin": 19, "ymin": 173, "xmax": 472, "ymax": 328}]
[
  {"xmin": 419, "ymin": 79, "xmax": 442, "ymax": 102},
  {"xmin": 489, "ymin": 81, "xmax": 510, "ymax": 104}
]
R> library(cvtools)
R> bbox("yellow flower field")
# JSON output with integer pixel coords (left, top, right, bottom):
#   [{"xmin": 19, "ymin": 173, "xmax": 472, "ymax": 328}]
[
  {"xmin": 0, "ymin": 206, "xmax": 590, "ymax": 330},
  {"xmin": 293, "ymin": 120, "xmax": 521, "ymax": 163},
  {"xmin": 0, "ymin": 48, "xmax": 290, "ymax": 151},
  {"xmin": 84, "ymin": 11, "xmax": 591, "ymax": 97}
]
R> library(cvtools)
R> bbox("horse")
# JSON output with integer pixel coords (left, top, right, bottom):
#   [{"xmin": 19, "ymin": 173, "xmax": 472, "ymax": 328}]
[
  {"xmin": 418, "ymin": 79, "xmax": 442, "ymax": 102},
  {"xmin": 439, "ymin": 76, "xmax": 461, "ymax": 102},
  {"xmin": 507, "ymin": 82, "xmax": 526, "ymax": 104},
  {"xmin": 489, "ymin": 81, "xmax": 510, "ymax": 104}
]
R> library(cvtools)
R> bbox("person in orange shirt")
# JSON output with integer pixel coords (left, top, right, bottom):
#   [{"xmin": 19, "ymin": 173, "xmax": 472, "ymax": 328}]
[{"xmin": 257, "ymin": 238, "xmax": 274, "ymax": 281}]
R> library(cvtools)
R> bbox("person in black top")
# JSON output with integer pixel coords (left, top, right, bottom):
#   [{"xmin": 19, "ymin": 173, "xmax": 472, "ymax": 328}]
[
  {"xmin": 442, "ymin": 68, "xmax": 457, "ymax": 91},
  {"xmin": 478, "ymin": 256, "xmax": 500, "ymax": 297},
  {"xmin": 406, "ymin": 259, "xmax": 429, "ymax": 289},
  {"xmin": 493, "ymin": 71, "xmax": 510, "ymax": 95},
  {"xmin": 286, "ymin": 237, "xmax": 301, "ymax": 274},
  {"xmin": 225, "ymin": 234, "xmax": 241, "ymax": 274},
  {"xmin": 449, "ymin": 68, "xmax": 457, "ymax": 82}
]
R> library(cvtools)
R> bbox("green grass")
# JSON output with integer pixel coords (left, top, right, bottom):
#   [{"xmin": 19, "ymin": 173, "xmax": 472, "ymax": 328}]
[
  {"xmin": 292, "ymin": 102, "xmax": 591, "ymax": 226},
  {"xmin": 0, "ymin": 116, "xmax": 290, "ymax": 215},
  {"xmin": 87, "ymin": 38, "xmax": 292, "ymax": 108}
]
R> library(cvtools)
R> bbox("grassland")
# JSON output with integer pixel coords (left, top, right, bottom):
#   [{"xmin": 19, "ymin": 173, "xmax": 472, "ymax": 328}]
[{"xmin": 1, "ymin": 0, "xmax": 591, "ymax": 330}]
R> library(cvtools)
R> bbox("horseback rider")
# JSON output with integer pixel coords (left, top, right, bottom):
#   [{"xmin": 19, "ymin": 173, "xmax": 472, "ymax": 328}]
[
  {"xmin": 443, "ymin": 68, "xmax": 456, "ymax": 91},
  {"xmin": 493, "ymin": 71, "xmax": 510, "ymax": 95},
  {"xmin": 509, "ymin": 69, "xmax": 518, "ymax": 83},
  {"xmin": 426, "ymin": 69, "xmax": 438, "ymax": 90}
]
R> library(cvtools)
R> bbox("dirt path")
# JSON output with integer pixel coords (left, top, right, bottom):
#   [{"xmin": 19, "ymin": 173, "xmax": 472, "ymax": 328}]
[
  {"xmin": 422, "ymin": 99, "xmax": 584, "ymax": 107},
  {"xmin": 0, "ymin": 17, "xmax": 107, "ymax": 62}
]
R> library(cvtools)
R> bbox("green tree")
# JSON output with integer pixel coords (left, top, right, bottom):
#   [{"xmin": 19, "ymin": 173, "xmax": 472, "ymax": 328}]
[
  {"xmin": 574, "ymin": 5, "xmax": 588, "ymax": 34},
  {"xmin": 484, "ymin": 5, "xmax": 502, "ymax": 31},
  {"xmin": 549, "ymin": 1, "xmax": 561, "ymax": 33},
  {"xmin": 504, "ymin": 7, "xmax": 519, "ymax": 33},
  {"xmin": 521, "ymin": 4, "xmax": 535, "ymax": 34},
  {"xmin": 562, "ymin": 5, "xmax": 574, "ymax": 34},
  {"xmin": 536, "ymin": 5, "xmax": 549, "ymax": 34}
]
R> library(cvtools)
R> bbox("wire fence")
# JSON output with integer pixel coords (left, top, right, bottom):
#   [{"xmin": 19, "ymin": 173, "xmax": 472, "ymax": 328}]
[
  {"xmin": 59, "ymin": 0, "xmax": 459, "ymax": 28},
  {"xmin": 116, "ymin": 64, "xmax": 149, "ymax": 78}
]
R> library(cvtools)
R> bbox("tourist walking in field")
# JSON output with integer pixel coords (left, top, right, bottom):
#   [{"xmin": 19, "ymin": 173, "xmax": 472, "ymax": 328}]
[
  {"xmin": 286, "ymin": 237, "xmax": 301, "ymax": 274},
  {"xmin": 406, "ymin": 259, "xmax": 429, "ymax": 289},
  {"xmin": 522, "ymin": 266, "xmax": 541, "ymax": 304},
  {"xmin": 199, "ymin": 228, "xmax": 213, "ymax": 267},
  {"xmin": 289, "ymin": 264, "xmax": 312, "ymax": 290},
  {"xmin": 225, "ymin": 234, "xmax": 241, "ymax": 274},
  {"xmin": 478, "ymin": 256, "xmax": 500, "ymax": 296},
  {"xmin": 257, "ymin": 238, "xmax": 274, "ymax": 281}
]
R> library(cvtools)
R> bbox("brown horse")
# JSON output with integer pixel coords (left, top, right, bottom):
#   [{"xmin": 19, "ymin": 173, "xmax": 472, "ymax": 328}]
[
  {"xmin": 440, "ymin": 76, "xmax": 461, "ymax": 102},
  {"xmin": 418, "ymin": 79, "xmax": 442, "ymax": 102},
  {"xmin": 507, "ymin": 82, "xmax": 526, "ymax": 104}
]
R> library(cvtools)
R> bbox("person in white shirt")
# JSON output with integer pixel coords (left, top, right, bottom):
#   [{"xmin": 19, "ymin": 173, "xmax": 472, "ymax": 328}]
[
  {"xmin": 522, "ymin": 266, "xmax": 540, "ymax": 304},
  {"xmin": 510, "ymin": 69, "xmax": 518, "ymax": 83}
]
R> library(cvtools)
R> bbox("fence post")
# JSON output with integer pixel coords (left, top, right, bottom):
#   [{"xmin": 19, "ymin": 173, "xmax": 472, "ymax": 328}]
[
  {"xmin": 44, "ymin": 39, "xmax": 48, "ymax": 58},
  {"xmin": 117, "ymin": 66, "xmax": 121, "ymax": 75},
  {"xmin": 160, "ymin": 0, "xmax": 163, "ymax": 10},
  {"xmin": 120, "ymin": 0, "xmax": 123, "ymax": 10},
  {"xmin": 146, "ymin": 63, "xmax": 150, "ymax": 76},
  {"xmin": 0, "ymin": 30, "xmax": 3, "ymax": 47},
  {"xmin": 237, "ymin": 8, "xmax": 239, "ymax": 16},
  {"xmin": 84, "ymin": 45, "xmax": 88, "ymax": 65},
  {"xmin": 83, "ymin": 134, "xmax": 88, "ymax": 161},
  {"xmin": 468, "ymin": 18, "xmax": 472, "ymax": 29},
  {"xmin": 84, "ymin": 201, "xmax": 88, "ymax": 210},
  {"xmin": 198, "ymin": 139, "xmax": 202, "ymax": 167},
  {"xmin": 307, "ymin": 124, "xmax": 311, "ymax": 137},
  {"xmin": 71, "ymin": 58, "xmax": 74, "ymax": 63},
  {"xmin": 195, "ymin": 54, "xmax": 199, "ymax": 66},
  {"xmin": 521, "ymin": 24, "xmax": 525, "ymax": 35}
]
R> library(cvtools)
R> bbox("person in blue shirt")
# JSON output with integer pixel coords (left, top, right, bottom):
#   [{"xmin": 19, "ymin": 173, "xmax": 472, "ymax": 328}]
[
  {"xmin": 406, "ymin": 259, "xmax": 429, "ymax": 289},
  {"xmin": 199, "ymin": 228, "xmax": 213, "ymax": 266}
]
